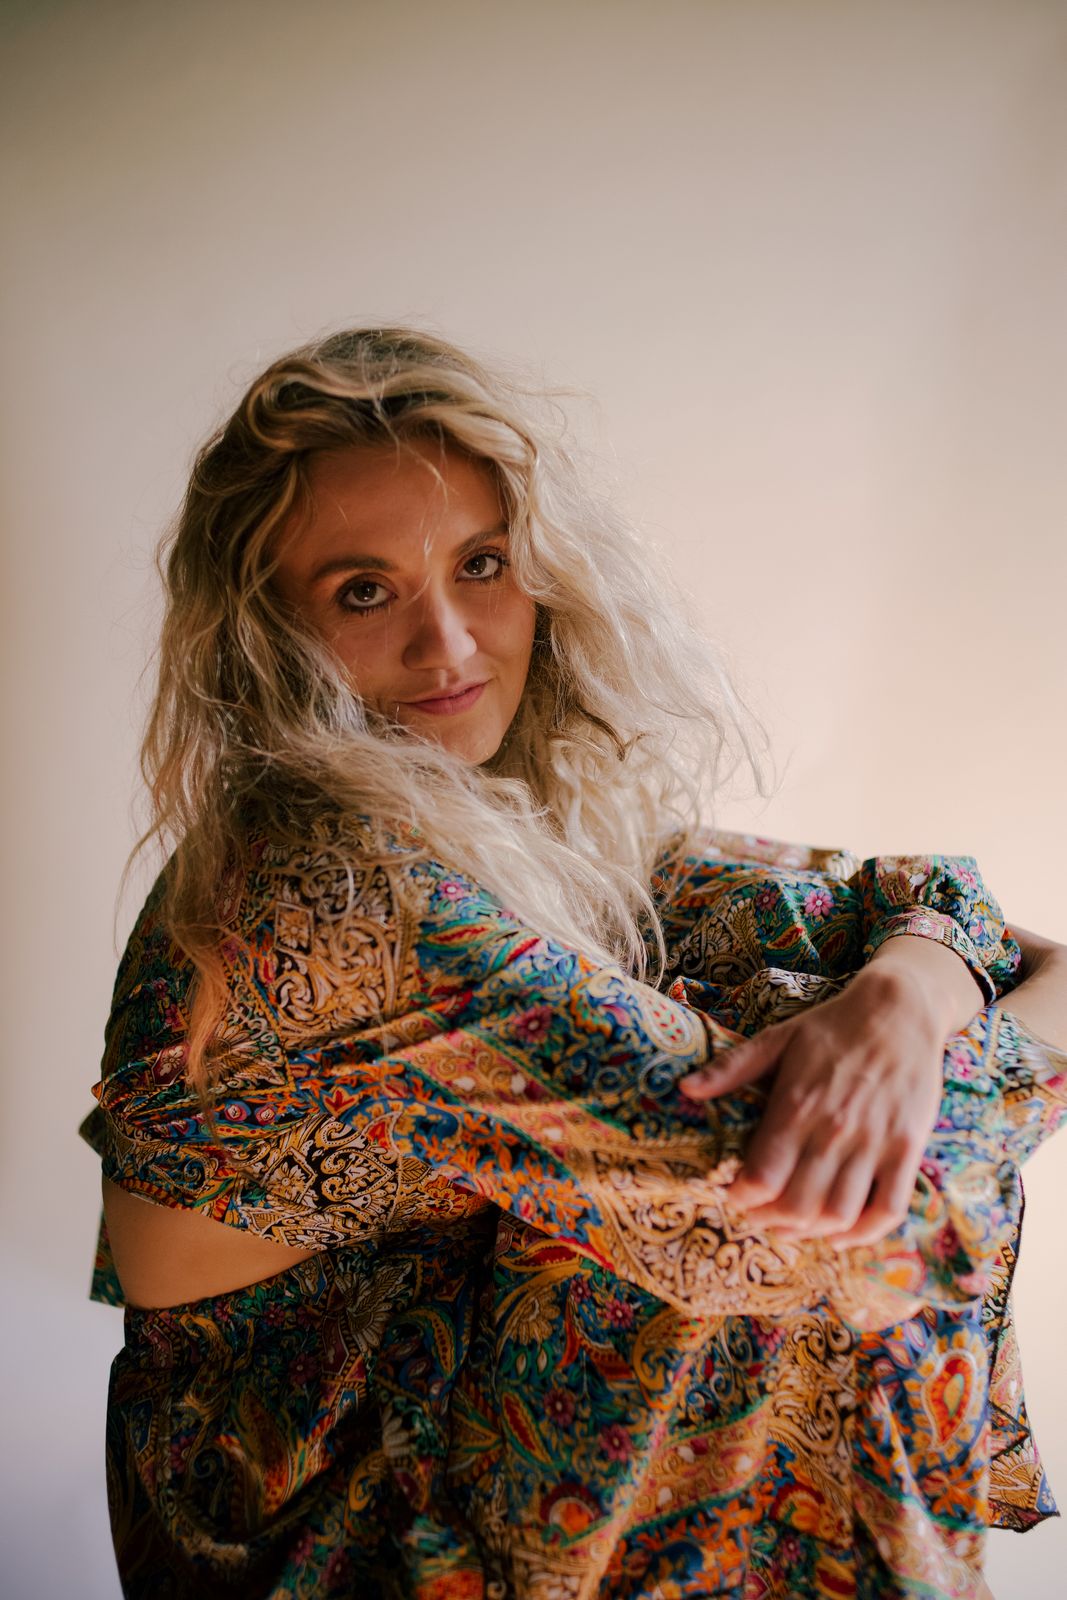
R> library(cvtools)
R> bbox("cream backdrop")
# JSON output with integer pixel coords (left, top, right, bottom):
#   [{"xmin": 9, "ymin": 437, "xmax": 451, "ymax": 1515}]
[{"xmin": 3, "ymin": 1, "xmax": 1065, "ymax": 1595}]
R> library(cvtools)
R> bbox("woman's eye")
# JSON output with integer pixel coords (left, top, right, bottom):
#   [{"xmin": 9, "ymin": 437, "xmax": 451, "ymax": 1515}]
[
  {"xmin": 462, "ymin": 550, "xmax": 508, "ymax": 580},
  {"xmin": 336, "ymin": 551, "xmax": 508, "ymax": 615},
  {"xmin": 337, "ymin": 579, "xmax": 392, "ymax": 613}
]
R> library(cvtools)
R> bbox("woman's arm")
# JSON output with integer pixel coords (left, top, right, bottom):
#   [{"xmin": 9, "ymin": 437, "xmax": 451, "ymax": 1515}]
[
  {"xmin": 92, "ymin": 836, "xmax": 1057, "ymax": 1337},
  {"xmin": 656, "ymin": 830, "xmax": 1020, "ymax": 1246},
  {"xmin": 991, "ymin": 923, "xmax": 1067, "ymax": 1048}
]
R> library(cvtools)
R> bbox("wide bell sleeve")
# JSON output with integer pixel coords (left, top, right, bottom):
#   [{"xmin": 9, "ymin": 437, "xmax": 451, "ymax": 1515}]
[
  {"xmin": 650, "ymin": 826, "xmax": 1022, "ymax": 1004},
  {"xmin": 82, "ymin": 825, "xmax": 1064, "ymax": 1335}
]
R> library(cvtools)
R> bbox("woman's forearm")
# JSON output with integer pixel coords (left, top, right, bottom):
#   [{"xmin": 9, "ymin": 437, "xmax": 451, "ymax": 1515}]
[{"xmin": 992, "ymin": 923, "xmax": 1067, "ymax": 1050}]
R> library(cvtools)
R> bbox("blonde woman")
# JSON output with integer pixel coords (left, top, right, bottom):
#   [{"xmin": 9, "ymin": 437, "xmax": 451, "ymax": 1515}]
[{"xmin": 80, "ymin": 327, "xmax": 1067, "ymax": 1600}]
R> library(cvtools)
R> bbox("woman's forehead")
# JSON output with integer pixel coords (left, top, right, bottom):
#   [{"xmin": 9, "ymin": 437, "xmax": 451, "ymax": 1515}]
[
  {"xmin": 310, "ymin": 438, "xmax": 498, "ymax": 512},
  {"xmin": 275, "ymin": 441, "xmax": 506, "ymax": 578}
]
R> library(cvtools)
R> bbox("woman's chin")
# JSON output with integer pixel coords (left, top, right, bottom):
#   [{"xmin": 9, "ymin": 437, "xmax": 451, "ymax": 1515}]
[{"xmin": 402, "ymin": 716, "xmax": 504, "ymax": 767}]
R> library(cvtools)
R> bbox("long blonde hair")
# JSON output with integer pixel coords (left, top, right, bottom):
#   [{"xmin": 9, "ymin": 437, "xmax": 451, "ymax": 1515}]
[{"xmin": 128, "ymin": 325, "xmax": 767, "ymax": 1092}]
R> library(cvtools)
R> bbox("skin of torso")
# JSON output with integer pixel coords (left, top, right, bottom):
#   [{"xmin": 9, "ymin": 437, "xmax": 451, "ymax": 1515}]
[{"xmin": 101, "ymin": 1177, "xmax": 322, "ymax": 1309}]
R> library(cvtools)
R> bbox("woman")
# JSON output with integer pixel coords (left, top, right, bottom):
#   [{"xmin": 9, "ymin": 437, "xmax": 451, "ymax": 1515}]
[{"xmin": 80, "ymin": 326, "xmax": 1067, "ymax": 1599}]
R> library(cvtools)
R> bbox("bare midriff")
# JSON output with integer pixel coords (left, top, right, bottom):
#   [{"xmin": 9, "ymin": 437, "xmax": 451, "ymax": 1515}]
[{"xmin": 101, "ymin": 1176, "xmax": 323, "ymax": 1309}]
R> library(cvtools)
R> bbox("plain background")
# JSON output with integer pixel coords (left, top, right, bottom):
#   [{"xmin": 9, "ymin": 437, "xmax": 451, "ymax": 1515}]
[{"xmin": 3, "ymin": 2, "xmax": 1065, "ymax": 1595}]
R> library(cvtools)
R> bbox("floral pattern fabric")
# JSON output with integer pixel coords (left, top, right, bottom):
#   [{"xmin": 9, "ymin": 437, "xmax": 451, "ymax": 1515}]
[{"xmin": 79, "ymin": 824, "xmax": 1067, "ymax": 1598}]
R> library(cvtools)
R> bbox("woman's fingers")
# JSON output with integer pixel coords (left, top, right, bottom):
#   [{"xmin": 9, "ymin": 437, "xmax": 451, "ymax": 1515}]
[
  {"xmin": 740, "ymin": 1148, "xmax": 848, "ymax": 1229},
  {"xmin": 772, "ymin": 1146, "xmax": 879, "ymax": 1238},
  {"xmin": 726, "ymin": 1066, "xmax": 830, "ymax": 1207},
  {"xmin": 739, "ymin": 1129, "xmax": 876, "ymax": 1233},
  {"xmin": 739, "ymin": 1135, "xmax": 924, "ymax": 1249},
  {"xmin": 827, "ymin": 1147, "xmax": 918, "ymax": 1249},
  {"xmin": 678, "ymin": 1026, "xmax": 786, "ymax": 1100}
]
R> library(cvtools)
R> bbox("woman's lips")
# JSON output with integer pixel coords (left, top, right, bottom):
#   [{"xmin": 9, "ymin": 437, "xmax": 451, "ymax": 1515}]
[{"xmin": 402, "ymin": 682, "xmax": 487, "ymax": 716}]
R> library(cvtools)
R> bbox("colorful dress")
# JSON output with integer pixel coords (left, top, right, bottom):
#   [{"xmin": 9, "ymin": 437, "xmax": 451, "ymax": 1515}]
[{"xmin": 78, "ymin": 822, "xmax": 1067, "ymax": 1599}]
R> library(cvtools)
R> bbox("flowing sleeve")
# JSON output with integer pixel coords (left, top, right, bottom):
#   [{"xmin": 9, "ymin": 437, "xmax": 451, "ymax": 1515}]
[
  {"xmin": 82, "ymin": 824, "xmax": 1065, "ymax": 1335},
  {"xmin": 651, "ymin": 826, "xmax": 1022, "ymax": 1003}
]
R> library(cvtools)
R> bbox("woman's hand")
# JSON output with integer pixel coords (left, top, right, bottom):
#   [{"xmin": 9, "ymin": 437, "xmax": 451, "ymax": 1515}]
[{"xmin": 679, "ymin": 938, "xmax": 986, "ymax": 1248}]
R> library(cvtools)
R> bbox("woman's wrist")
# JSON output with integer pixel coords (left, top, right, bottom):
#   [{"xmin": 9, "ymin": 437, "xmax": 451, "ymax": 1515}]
[{"xmin": 860, "ymin": 934, "xmax": 986, "ymax": 1038}]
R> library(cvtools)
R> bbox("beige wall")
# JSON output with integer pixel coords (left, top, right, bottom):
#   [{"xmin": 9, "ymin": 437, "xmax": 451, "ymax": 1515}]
[{"xmin": 3, "ymin": 1, "xmax": 1065, "ymax": 1594}]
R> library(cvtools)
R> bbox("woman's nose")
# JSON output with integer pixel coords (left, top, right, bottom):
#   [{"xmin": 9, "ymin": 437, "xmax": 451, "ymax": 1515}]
[{"xmin": 401, "ymin": 590, "xmax": 478, "ymax": 671}]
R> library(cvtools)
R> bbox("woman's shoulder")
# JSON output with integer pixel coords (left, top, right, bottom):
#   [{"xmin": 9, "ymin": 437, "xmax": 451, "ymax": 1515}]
[
  {"xmin": 106, "ymin": 812, "xmax": 530, "ymax": 1074},
  {"xmin": 248, "ymin": 816, "xmax": 538, "ymax": 1021},
  {"xmin": 239, "ymin": 810, "xmax": 438, "ymax": 910},
  {"xmin": 233, "ymin": 812, "xmax": 449, "ymax": 957}
]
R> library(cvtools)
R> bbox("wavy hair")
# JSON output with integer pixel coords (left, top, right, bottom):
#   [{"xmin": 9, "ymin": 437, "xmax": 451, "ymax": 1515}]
[{"xmin": 127, "ymin": 325, "xmax": 768, "ymax": 1094}]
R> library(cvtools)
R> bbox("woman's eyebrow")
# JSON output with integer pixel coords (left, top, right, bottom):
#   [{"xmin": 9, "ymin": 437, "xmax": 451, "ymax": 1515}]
[{"xmin": 307, "ymin": 523, "xmax": 509, "ymax": 584}]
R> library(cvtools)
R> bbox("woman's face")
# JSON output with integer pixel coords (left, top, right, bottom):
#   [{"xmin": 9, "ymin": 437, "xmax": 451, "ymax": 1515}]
[{"xmin": 271, "ymin": 436, "xmax": 538, "ymax": 765}]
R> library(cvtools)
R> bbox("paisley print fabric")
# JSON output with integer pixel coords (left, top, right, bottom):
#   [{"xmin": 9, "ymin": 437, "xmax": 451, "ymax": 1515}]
[{"xmin": 78, "ymin": 823, "xmax": 1066, "ymax": 1597}]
